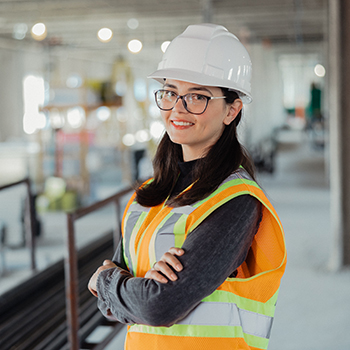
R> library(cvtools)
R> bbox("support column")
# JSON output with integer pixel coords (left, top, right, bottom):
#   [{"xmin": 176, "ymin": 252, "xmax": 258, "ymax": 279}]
[
  {"xmin": 202, "ymin": 0, "xmax": 213, "ymax": 23},
  {"xmin": 340, "ymin": 1, "xmax": 350, "ymax": 266},
  {"xmin": 0, "ymin": 48, "xmax": 24, "ymax": 141},
  {"xmin": 329, "ymin": 0, "xmax": 350, "ymax": 268}
]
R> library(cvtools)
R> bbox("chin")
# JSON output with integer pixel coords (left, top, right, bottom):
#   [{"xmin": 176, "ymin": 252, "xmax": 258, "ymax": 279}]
[{"xmin": 167, "ymin": 133, "xmax": 185, "ymax": 145}]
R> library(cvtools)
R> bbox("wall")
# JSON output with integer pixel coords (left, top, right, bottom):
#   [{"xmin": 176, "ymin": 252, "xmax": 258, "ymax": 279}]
[
  {"xmin": 0, "ymin": 47, "xmax": 26, "ymax": 141},
  {"xmin": 240, "ymin": 42, "xmax": 285, "ymax": 150}
]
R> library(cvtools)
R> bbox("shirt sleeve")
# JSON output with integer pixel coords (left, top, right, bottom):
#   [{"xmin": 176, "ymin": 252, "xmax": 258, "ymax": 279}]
[
  {"xmin": 111, "ymin": 239, "xmax": 128, "ymax": 270},
  {"xmin": 96, "ymin": 194, "xmax": 261, "ymax": 327}
]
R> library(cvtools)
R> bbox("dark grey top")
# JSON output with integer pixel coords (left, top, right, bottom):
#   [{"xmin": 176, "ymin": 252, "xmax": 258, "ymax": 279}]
[{"xmin": 96, "ymin": 162, "xmax": 261, "ymax": 327}]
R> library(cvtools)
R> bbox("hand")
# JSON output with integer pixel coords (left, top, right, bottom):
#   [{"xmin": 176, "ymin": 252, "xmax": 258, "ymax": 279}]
[
  {"xmin": 145, "ymin": 247, "xmax": 184, "ymax": 284},
  {"xmin": 88, "ymin": 259, "xmax": 117, "ymax": 297}
]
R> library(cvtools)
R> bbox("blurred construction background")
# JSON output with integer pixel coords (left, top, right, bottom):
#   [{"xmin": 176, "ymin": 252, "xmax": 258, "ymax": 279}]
[{"xmin": 0, "ymin": 1, "xmax": 349, "ymax": 349}]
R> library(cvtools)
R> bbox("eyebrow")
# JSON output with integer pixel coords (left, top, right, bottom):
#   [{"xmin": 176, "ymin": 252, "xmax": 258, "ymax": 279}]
[{"xmin": 163, "ymin": 83, "xmax": 213, "ymax": 96}]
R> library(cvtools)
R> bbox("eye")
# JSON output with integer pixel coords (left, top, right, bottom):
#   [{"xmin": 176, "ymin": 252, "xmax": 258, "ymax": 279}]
[
  {"xmin": 188, "ymin": 93, "xmax": 208, "ymax": 103},
  {"xmin": 164, "ymin": 90, "xmax": 176, "ymax": 100}
]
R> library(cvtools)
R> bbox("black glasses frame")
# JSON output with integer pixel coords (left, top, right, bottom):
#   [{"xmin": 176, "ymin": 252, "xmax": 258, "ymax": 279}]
[{"xmin": 154, "ymin": 89, "xmax": 226, "ymax": 115}]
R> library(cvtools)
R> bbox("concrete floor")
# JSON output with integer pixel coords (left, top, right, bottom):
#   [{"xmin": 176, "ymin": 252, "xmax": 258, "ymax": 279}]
[
  {"xmin": 1, "ymin": 128, "xmax": 349, "ymax": 349},
  {"xmin": 259, "ymin": 130, "xmax": 350, "ymax": 350}
]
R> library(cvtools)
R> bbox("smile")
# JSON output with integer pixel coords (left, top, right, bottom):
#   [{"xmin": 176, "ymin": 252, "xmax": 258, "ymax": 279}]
[{"xmin": 172, "ymin": 120, "xmax": 194, "ymax": 126}]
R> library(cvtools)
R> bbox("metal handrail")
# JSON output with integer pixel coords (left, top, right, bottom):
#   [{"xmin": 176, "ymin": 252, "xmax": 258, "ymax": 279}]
[
  {"xmin": 65, "ymin": 185, "xmax": 133, "ymax": 350},
  {"xmin": 0, "ymin": 177, "xmax": 36, "ymax": 271}
]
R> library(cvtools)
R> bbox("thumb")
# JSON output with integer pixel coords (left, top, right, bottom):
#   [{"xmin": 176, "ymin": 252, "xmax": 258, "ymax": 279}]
[{"xmin": 103, "ymin": 259, "xmax": 113, "ymax": 266}]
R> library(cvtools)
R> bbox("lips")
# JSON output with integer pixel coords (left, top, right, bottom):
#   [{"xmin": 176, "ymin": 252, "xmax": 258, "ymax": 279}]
[{"xmin": 171, "ymin": 120, "xmax": 194, "ymax": 126}]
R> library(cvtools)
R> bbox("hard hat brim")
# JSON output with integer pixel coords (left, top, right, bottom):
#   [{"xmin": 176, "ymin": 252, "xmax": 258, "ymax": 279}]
[{"xmin": 148, "ymin": 68, "xmax": 252, "ymax": 104}]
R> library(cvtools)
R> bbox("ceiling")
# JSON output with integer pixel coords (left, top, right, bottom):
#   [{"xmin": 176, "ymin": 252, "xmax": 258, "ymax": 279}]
[{"xmin": 0, "ymin": 0, "xmax": 328, "ymax": 65}]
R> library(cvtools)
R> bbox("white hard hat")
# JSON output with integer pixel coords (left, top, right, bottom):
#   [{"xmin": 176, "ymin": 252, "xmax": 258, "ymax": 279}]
[{"xmin": 148, "ymin": 23, "xmax": 253, "ymax": 104}]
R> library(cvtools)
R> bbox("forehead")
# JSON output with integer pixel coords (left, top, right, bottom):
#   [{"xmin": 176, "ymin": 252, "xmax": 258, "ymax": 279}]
[{"xmin": 164, "ymin": 79, "xmax": 221, "ymax": 94}]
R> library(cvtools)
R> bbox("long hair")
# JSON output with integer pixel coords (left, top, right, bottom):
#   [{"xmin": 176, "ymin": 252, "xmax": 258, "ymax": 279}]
[{"xmin": 136, "ymin": 89, "xmax": 256, "ymax": 207}]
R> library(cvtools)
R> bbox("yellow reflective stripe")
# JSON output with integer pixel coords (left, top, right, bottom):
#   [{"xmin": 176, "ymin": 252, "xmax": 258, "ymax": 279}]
[
  {"xmin": 244, "ymin": 332, "xmax": 269, "ymax": 349},
  {"xmin": 247, "ymin": 192, "xmax": 287, "ymax": 274},
  {"xmin": 268, "ymin": 288, "xmax": 279, "ymax": 306},
  {"xmin": 129, "ymin": 324, "xmax": 268, "ymax": 349},
  {"xmin": 192, "ymin": 175, "xmax": 260, "ymax": 206},
  {"xmin": 129, "ymin": 324, "xmax": 244, "ymax": 338},
  {"xmin": 129, "ymin": 211, "xmax": 149, "ymax": 273},
  {"xmin": 148, "ymin": 212, "xmax": 174, "ymax": 267},
  {"xmin": 122, "ymin": 211, "xmax": 131, "ymax": 267},
  {"xmin": 190, "ymin": 185, "xmax": 286, "ymax": 276},
  {"xmin": 243, "ymin": 190, "xmax": 287, "ymax": 273},
  {"xmin": 202, "ymin": 289, "xmax": 279, "ymax": 317},
  {"xmin": 173, "ymin": 215, "xmax": 187, "ymax": 248},
  {"xmin": 123, "ymin": 210, "xmax": 131, "ymax": 233},
  {"xmin": 189, "ymin": 191, "xmax": 247, "ymax": 232},
  {"xmin": 236, "ymin": 175, "xmax": 283, "ymax": 230},
  {"xmin": 256, "ymin": 194, "xmax": 284, "ymax": 232},
  {"xmin": 193, "ymin": 178, "xmax": 245, "ymax": 208},
  {"xmin": 176, "ymin": 301, "xmax": 272, "ymax": 339},
  {"xmin": 189, "ymin": 175, "xmax": 259, "ymax": 231}
]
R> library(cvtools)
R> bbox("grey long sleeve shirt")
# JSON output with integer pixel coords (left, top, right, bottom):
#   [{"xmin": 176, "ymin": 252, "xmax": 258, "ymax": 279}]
[{"xmin": 96, "ymin": 163, "xmax": 261, "ymax": 327}]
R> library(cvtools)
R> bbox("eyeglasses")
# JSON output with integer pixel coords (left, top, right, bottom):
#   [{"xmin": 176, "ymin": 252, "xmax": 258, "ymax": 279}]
[{"xmin": 154, "ymin": 89, "xmax": 226, "ymax": 115}]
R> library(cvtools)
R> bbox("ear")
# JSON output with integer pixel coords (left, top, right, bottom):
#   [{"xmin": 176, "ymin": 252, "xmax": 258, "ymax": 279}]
[{"xmin": 223, "ymin": 99, "xmax": 243, "ymax": 125}]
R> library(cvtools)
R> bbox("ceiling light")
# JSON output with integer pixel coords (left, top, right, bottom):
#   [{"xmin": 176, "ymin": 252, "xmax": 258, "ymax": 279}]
[
  {"xmin": 117, "ymin": 107, "xmax": 128, "ymax": 122},
  {"xmin": 67, "ymin": 107, "xmax": 85, "ymax": 129},
  {"xmin": 135, "ymin": 130, "xmax": 150, "ymax": 143},
  {"xmin": 115, "ymin": 81, "xmax": 127, "ymax": 96},
  {"xmin": 13, "ymin": 23, "xmax": 28, "ymax": 40},
  {"xmin": 314, "ymin": 64, "xmax": 326, "ymax": 78},
  {"xmin": 96, "ymin": 106, "xmax": 111, "ymax": 121},
  {"xmin": 49, "ymin": 109, "xmax": 65, "ymax": 129},
  {"xmin": 122, "ymin": 133, "xmax": 135, "ymax": 146},
  {"xmin": 161, "ymin": 41, "xmax": 171, "ymax": 53},
  {"xmin": 150, "ymin": 121, "xmax": 165, "ymax": 140},
  {"xmin": 127, "ymin": 18, "xmax": 139, "ymax": 30},
  {"xmin": 31, "ymin": 22, "xmax": 47, "ymax": 41},
  {"xmin": 128, "ymin": 39, "xmax": 142, "ymax": 54},
  {"xmin": 98, "ymin": 28, "xmax": 113, "ymax": 43},
  {"xmin": 66, "ymin": 74, "xmax": 82, "ymax": 88},
  {"xmin": 23, "ymin": 112, "xmax": 47, "ymax": 134}
]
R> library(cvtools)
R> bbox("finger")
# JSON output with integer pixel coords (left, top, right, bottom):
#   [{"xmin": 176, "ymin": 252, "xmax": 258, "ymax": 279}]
[
  {"xmin": 145, "ymin": 269, "xmax": 168, "ymax": 283},
  {"xmin": 88, "ymin": 275, "xmax": 99, "ymax": 297},
  {"xmin": 88, "ymin": 286, "xmax": 98, "ymax": 297},
  {"xmin": 161, "ymin": 252, "xmax": 183, "ymax": 272},
  {"xmin": 103, "ymin": 259, "xmax": 116, "ymax": 267},
  {"xmin": 167, "ymin": 247, "xmax": 184, "ymax": 271},
  {"xmin": 153, "ymin": 260, "xmax": 178, "ymax": 281},
  {"xmin": 168, "ymin": 247, "xmax": 185, "ymax": 256},
  {"xmin": 88, "ymin": 264, "xmax": 112, "ymax": 296}
]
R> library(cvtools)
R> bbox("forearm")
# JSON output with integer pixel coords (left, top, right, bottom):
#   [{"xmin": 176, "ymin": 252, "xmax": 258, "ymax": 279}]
[
  {"xmin": 96, "ymin": 195, "xmax": 261, "ymax": 326},
  {"xmin": 96, "ymin": 239, "xmax": 178, "ymax": 325}
]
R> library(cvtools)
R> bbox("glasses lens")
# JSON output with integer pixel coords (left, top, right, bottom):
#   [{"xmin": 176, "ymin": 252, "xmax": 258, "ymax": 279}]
[
  {"xmin": 155, "ymin": 90, "xmax": 176, "ymax": 110},
  {"xmin": 184, "ymin": 93, "xmax": 208, "ymax": 114},
  {"xmin": 154, "ymin": 90, "xmax": 209, "ymax": 114}
]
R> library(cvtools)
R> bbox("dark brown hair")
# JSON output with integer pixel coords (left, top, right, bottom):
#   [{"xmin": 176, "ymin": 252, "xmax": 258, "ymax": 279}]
[{"xmin": 136, "ymin": 89, "xmax": 256, "ymax": 207}]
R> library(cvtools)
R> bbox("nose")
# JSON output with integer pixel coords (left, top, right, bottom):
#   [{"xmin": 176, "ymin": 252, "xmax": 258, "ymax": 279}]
[{"xmin": 173, "ymin": 95, "xmax": 187, "ymax": 113}]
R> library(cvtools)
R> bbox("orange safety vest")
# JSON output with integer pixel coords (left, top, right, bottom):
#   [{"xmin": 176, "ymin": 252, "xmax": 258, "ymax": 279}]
[{"xmin": 121, "ymin": 169, "xmax": 286, "ymax": 350}]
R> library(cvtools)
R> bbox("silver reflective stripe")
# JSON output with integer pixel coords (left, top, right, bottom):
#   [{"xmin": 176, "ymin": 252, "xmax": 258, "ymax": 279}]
[
  {"xmin": 154, "ymin": 213, "xmax": 182, "ymax": 261},
  {"xmin": 222, "ymin": 169, "xmax": 252, "ymax": 185},
  {"xmin": 171, "ymin": 205, "xmax": 196, "ymax": 215},
  {"xmin": 222, "ymin": 172, "xmax": 241, "ymax": 184},
  {"xmin": 240, "ymin": 306, "xmax": 273, "ymax": 339},
  {"xmin": 128, "ymin": 202, "xmax": 151, "ymax": 213},
  {"xmin": 124, "ymin": 211, "xmax": 144, "ymax": 275},
  {"xmin": 236, "ymin": 168, "xmax": 252, "ymax": 180},
  {"xmin": 178, "ymin": 302, "xmax": 273, "ymax": 339}
]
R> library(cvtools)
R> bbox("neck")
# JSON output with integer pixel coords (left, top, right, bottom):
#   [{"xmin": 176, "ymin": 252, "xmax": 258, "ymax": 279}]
[{"xmin": 182, "ymin": 145, "xmax": 206, "ymax": 162}]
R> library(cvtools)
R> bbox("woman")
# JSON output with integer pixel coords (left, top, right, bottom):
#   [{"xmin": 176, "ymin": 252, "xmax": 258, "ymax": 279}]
[{"xmin": 89, "ymin": 23, "xmax": 286, "ymax": 350}]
